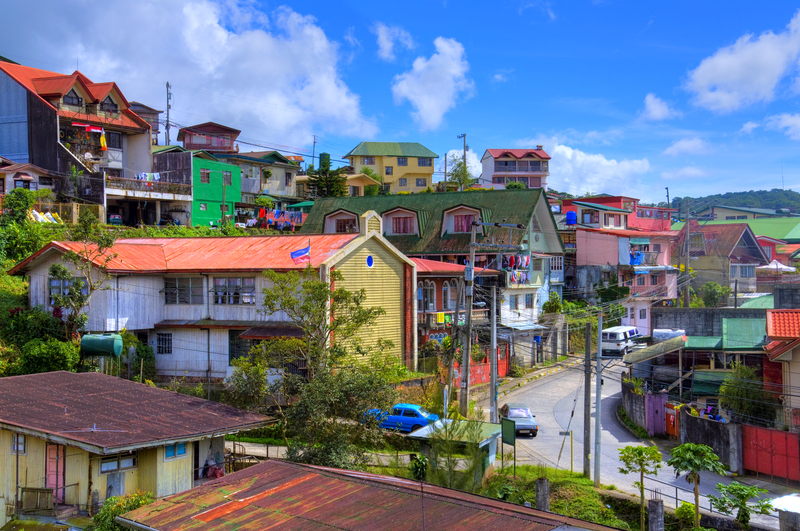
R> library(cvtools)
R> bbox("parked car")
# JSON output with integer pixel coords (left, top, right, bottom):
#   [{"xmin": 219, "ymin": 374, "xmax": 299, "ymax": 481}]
[
  {"xmin": 600, "ymin": 326, "xmax": 642, "ymax": 356},
  {"xmin": 108, "ymin": 214, "xmax": 123, "ymax": 226},
  {"xmin": 368, "ymin": 403, "xmax": 439, "ymax": 433},
  {"xmin": 499, "ymin": 403, "xmax": 538, "ymax": 437}
]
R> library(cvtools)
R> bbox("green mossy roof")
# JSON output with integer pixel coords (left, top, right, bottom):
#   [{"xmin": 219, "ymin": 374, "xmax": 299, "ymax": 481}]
[
  {"xmin": 345, "ymin": 142, "xmax": 439, "ymax": 158},
  {"xmin": 673, "ymin": 218, "xmax": 800, "ymax": 242},
  {"xmin": 300, "ymin": 189, "xmax": 557, "ymax": 255}
]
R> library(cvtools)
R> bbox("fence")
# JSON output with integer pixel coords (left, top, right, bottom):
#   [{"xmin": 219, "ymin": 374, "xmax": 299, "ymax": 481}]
[
  {"xmin": 742, "ymin": 424, "xmax": 800, "ymax": 483},
  {"xmin": 453, "ymin": 345, "xmax": 511, "ymax": 386},
  {"xmin": 30, "ymin": 201, "xmax": 104, "ymax": 224},
  {"xmin": 620, "ymin": 380, "xmax": 667, "ymax": 437}
]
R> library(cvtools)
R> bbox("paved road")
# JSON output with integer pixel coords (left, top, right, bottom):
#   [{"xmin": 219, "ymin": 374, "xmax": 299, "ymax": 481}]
[{"xmin": 492, "ymin": 360, "xmax": 786, "ymax": 529}]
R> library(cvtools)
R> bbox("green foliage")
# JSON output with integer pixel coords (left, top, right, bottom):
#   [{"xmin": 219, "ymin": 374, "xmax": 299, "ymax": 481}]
[
  {"xmin": 426, "ymin": 418, "xmax": 486, "ymax": 493},
  {"xmin": 409, "ymin": 454, "xmax": 428, "ymax": 480},
  {"xmin": 1, "ymin": 306, "xmax": 65, "ymax": 346},
  {"xmin": 709, "ymin": 481, "xmax": 773, "ymax": 530},
  {"xmin": 718, "ymin": 362, "xmax": 778, "ymax": 426},
  {"xmin": 667, "ymin": 443, "xmax": 726, "ymax": 528},
  {"xmin": 364, "ymin": 185, "xmax": 379, "ymax": 196},
  {"xmin": 253, "ymin": 196, "xmax": 274, "ymax": 209},
  {"xmin": 701, "ymin": 281, "xmax": 730, "ymax": 308},
  {"xmin": 447, "ymin": 158, "xmax": 475, "ymax": 190},
  {"xmin": 595, "ymin": 273, "xmax": 630, "ymax": 304},
  {"xmin": 618, "ymin": 445, "xmax": 663, "ymax": 531},
  {"xmin": 542, "ymin": 291, "xmax": 562, "ymax": 314},
  {"xmin": 359, "ymin": 166, "xmax": 383, "ymax": 183},
  {"xmin": 17, "ymin": 338, "xmax": 79, "ymax": 374},
  {"xmin": 131, "ymin": 343, "xmax": 157, "ymax": 382},
  {"xmin": 673, "ymin": 189, "xmax": 800, "ymax": 211},
  {"xmin": 509, "ymin": 363, "xmax": 526, "ymax": 378},
  {"xmin": 0, "ymin": 220, "xmax": 50, "ymax": 264},
  {"xmin": 674, "ymin": 502, "xmax": 696, "ymax": 529},
  {"xmin": 285, "ymin": 366, "xmax": 398, "ymax": 470},
  {"xmin": 87, "ymin": 490, "xmax": 154, "ymax": 531},
  {"xmin": 306, "ymin": 160, "xmax": 347, "ymax": 198},
  {"xmin": 505, "ymin": 181, "xmax": 526, "ymax": 190},
  {"xmin": 420, "ymin": 186, "xmax": 434, "ymax": 193},
  {"xmin": 617, "ymin": 404, "xmax": 649, "ymax": 439},
  {"xmin": 0, "ymin": 188, "xmax": 37, "ymax": 226}
]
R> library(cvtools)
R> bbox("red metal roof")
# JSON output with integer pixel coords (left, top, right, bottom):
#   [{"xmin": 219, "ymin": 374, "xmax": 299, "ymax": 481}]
[
  {"xmin": 412, "ymin": 257, "xmax": 500, "ymax": 276},
  {"xmin": 578, "ymin": 227, "xmax": 679, "ymax": 239},
  {"xmin": 9, "ymin": 235, "xmax": 359, "ymax": 275},
  {"xmin": 0, "ymin": 372, "xmax": 269, "ymax": 454},
  {"xmin": 119, "ymin": 460, "xmax": 619, "ymax": 531},
  {"xmin": 486, "ymin": 148, "xmax": 551, "ymax": 160},
  {"xmin": 767, "ymin": 310, "xmax": 800, "ymax": 340}
]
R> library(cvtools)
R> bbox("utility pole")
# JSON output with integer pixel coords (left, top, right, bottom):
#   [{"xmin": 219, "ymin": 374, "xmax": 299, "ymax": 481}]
[
  {"xmin": 165, "ymin": 82, "xmax": 171, "ymax": 146},
  {"xmin": 457, "ymin": 134, "xmax": 467, "ymax": 191},
  {"xmin": 683, "ymin": 198, "xmax": 691, "ymax": 308},
  {"xmin": 594, "ymin": 312, "xmax": 603, "ymax": 488},
  {"xmin": 221, "ymin": 172, "xmax": 227, "ymax": 227},
  {"xmin": 665, "ymin": 187, "xmax": 670, "ymax": 209},
  {"xmin": 444, "ymin": 153, "xmax": 448, "ymax": 192},
  {"xmin": 459, "ymin": 221, "xmax": 477, "ymax": 416},
  {"xmin": 490, "ymin": 286, "xmax": 498, "ymax": 423},
  {"xmin": 583, "ymin": 323, "xmax": 591, "ymax": 478},
  {"xmin": 311, "ymin": 135, "xmax": 317, "ymax": 169}
]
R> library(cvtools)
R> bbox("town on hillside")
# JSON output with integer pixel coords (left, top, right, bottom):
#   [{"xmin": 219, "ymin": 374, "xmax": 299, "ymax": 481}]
[{"xmin": 2, "ymin": 6, "xmax": 800, "ymax": 530}]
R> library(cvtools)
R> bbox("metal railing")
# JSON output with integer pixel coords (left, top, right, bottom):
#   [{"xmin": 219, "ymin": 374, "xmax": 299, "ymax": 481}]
[
  {"xmin": 494, "ymin": 162, "xmax": 549, "ymax": 173},
  {"xmin": 105, "ymin": 177, "xmax": 192, "ymax": 196}
]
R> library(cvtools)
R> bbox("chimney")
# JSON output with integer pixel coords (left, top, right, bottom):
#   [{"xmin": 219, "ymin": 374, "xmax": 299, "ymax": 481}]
[{"xmin": 536, "ymin": 145, "xmax": 543, "ymax": 150}]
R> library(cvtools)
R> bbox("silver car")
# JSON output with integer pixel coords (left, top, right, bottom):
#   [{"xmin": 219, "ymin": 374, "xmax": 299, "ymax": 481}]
[{"xmin": 500, "ymin": 403, "xmax": 538, "ymax": 437}]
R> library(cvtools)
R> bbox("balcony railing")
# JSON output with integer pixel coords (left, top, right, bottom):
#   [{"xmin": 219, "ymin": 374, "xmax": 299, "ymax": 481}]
[
  {"xmin": 106, "ymin": 177, "xmax": 192, "ymax": 196},
  {"xmin": 494, "ymin": 161, "xmax": 549, "ymax": 173},
  {"xmin": 417, "ymin": 308, "xmax": 490, "ymax": 327},
  {"xmin": 629, "ymin": 251, "xmax": 661, "ymax": 266}
]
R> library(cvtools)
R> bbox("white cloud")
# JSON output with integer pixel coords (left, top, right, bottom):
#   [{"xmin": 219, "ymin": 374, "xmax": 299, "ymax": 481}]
[
  {"xmin": 492, "ymin": 69, "xmax": 513, "ymax": 83},
  {"xmin": 739, "ymin": 121, "xmax": 760, "ymax": 134},
  {"xmin": 371, "ymin": 22, "xmax": 414, "ymax": 61},
  {"xmin": 661, "ymin": 166, "xmax": 707, "ymax": 180},
  {"xmin": 555, "ymin": 128, "xmax": 624, "ymax": 146},
  {"xmin": 0, "ymin": 0, "xmax": 378, "ymax": 147},
  {"xmin": 641, "ymin": 93, "xmax": 681, "ymax": 120},
  {"xmin": 437, "ymin": 148, "xmax": 482, "ymax": 179},
  {"xmin": 392, "ymin": 37, "xmax": 475, "ymax": 130},
  {"xmin": 514, "ymin": 137, "xmax": 650, "ymax": 196},
  {"xmin": 686, "ymin": 10, "xmax": 800, "ymax": 112},
  {"xmin": 766, "ymin": 113, "xmax": 800, "ymax": 140},
  {"xmin": 662, "ymin": 137, "xmax": 712, "ymax": 156},
  {"xmin": 344, "ymin": 27, "xmax": 360, "ymax": 48}
]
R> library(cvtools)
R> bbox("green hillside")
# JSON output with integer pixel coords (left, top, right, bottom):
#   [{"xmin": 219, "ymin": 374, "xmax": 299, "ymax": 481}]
[{"xmin": 670, "ymin": 188, "xmax": 800, "ymax": 211}]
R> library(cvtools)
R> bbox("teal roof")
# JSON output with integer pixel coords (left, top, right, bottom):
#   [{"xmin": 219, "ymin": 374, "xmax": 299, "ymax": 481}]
[
  {"xmin": 722, "ymin": 318, "xmax": 767, "ymax": 350},
  {"xmin": 672, "ymin": 218, "xmax": 800, "ymax": 243},
  {"xmin": 697, "ymin": 205, "xmax": 786, "ymax": 216},
  {"xmin": 693, "ymin": 370, "xmax": 730, "ymax": 396},
  {"xmin": 572, "ymin": 201, "xmax": 632, "ymax": 213},
  {"xmin": 300, "ymin": 189, "xmax": 562, "ymax": 255},
  {"xmin": 738, "ymin": 295, "xmax": 774, "ymax": 309},
  {"xmin": 345, "ymin": 142, "xmax": 438, "ymax": 158},
  {"xmin": 686, "ymin": 336, "xmax": 723, "ymax": 350},
  {"xmin": 287, "ymin": 201, "xmax": 315, "ymax": 209}
]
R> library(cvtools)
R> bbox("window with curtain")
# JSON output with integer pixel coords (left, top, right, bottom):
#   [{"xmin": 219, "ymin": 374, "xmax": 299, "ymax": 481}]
[
  {"xmin": 442, "ymin": 281, "xmax": 450, "ymax": 310},
  {"xmin": 392, "ymin": 216, "xmax": 414, "ymax": 234},
  {"xmin": 454, "ymin": 214, "xmax": 474, "ymax": 233}
]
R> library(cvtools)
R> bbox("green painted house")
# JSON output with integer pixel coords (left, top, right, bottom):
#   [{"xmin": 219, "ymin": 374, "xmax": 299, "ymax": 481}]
[{"xmin": 152, "ymin": 146, "xmax": 241, "ymax": 227}]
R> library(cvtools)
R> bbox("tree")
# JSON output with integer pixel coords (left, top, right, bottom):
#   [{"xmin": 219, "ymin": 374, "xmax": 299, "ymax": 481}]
[
  {"xmin": 667, "ymin": 443, "xmax": 727, "ymax": 528},
  {"xmin": 0, "ymin": 188, "xmax": 37, "ymax": 226},
  {"xmin": 701, "ymin": 281, "xmax": 730, "ymax": 308},
  {"xmin": 260, "ymin": 268, "xmax": 386, "ymax": 380},
  {"xmin": 718, "ymin": 362, "xmax": 778, "ymax": 426},
  {"xmin": 17, "ymin": 338, "xmax": 79, "ymax": 375},
  {"xmin": 359, "ymin": 166, "xmax": 383, "ymax": 183},
  {"xmin": 709, "ymin": 481, "xmax": 773, "ymax": 530},
  {"xmin": 48, "ymin": 209, "xmax": 117, "ymax": 344},
  {"xmin": 285, "ymin": 365, "xmax": 397, "ymax": 470},
  {"xmin": 618, "ymin": 445, "xmax": 663, "ymax": 531},
  {"xmin": 447, "ymin": 158, "xmax": 474, "ymax": 190},
  {"xmin": 542, "ymin": 291, "xmax": 562, "ymax": 314},
  {"xmin": 505, "ymin": 181, "xmax": 526, "ymax": 190},
  {"xmin": 87, "ymin": 490, "xmax": 154, "ymax": 531},
  {"xmin": 253, "ymin": 196, "xmax": 274, "ymax": 209},
  {"xmin": 306, "ymin": 160, "xmax": 347, "ymax": 198}
]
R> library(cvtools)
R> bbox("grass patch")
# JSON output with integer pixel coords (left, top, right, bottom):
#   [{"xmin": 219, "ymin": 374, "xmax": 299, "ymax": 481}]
[
  {"xmin": 616, "ymin": 404, "xmax": 649, "ymax": 439},
  {"xmin": 0, "ymin": 272, "xmax": 27, "ymax": 317},
  {"xmin": 225, "ymin": 434, "xmax": 293, "ymax": 446}
]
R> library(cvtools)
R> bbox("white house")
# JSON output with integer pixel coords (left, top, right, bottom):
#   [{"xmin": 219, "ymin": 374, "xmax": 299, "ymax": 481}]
[{"xmin": 477, "ymin": 148, "xmax": 551, "ymax": 190}]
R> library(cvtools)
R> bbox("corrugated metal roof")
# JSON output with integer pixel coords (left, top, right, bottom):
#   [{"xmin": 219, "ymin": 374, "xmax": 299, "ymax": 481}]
[
  {"xmin": 301, "ymin": 189, "xmax": 556, "ymax": 255},
  {"xmin": 673, "ymin": 218, "xmax": 800, "ymax": 243},
  {"xmin": 412, "ymin": 258, "xmax": 500, "ymax": 276},
  {"xmin": 9, "ymin": 234, "xmax": 358, "ymax": 276},
  {"xmin": 572, "ymin": 201, "xmax": 632, "ymax": 213},
  {"xmin": 738, "ymin": 295, "xmax": 774, "ymax": 309},
  {"xmin": 623, "ymin": 336, "xmax": 686, "ymax": 364},
  {"xmin": 345, "ymin": 142, "xmax": 439, "ymax": 158},
  {"xmin": 0, "ymin": 372, "xmax": 269, "ymax": 454},
  {"xmin": 685, "ymin": 336, "xmax": 723, "ymax": 350},
  {"xmin": 118, "ymin": 460, "xmax": 620, "ymax": 531},
  {"xmin": 722, "ymin": 318, "xmax": 767, "ymax": 350}
]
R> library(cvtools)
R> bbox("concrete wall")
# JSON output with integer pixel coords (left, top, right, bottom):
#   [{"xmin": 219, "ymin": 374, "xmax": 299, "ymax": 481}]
[
  {"xmin": 775, "ymin": 285, "xmax": 800, "ymax": 309},
  {"xmin": 679, "ymin": 408, "xmax": 743, "ymax": 474},
  {"xmin": 651, "ymin": 307, "xmax": 767, "ymax": 336},
  {"xmin": 621, "ymin": 380, "xmax": 648, "ymax": 430}
]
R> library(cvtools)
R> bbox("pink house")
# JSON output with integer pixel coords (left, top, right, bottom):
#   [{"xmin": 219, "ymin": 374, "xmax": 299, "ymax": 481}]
[
  {"xmin": 562, "ymin": 196, "xmax": 676, "ymax": 231},
  {"xmin": 756, "ymin": 236, "xmax": 786, "ymax": 263}
]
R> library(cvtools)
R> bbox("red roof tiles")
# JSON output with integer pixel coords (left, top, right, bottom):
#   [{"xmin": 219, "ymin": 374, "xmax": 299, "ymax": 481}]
[
  {"xmin": 767, "ymin": 309, "xmax": 800, "ymax": 339},
  {"xmin": 486, "ymin": 148, "xmax": 551, "ymax": 160},
  {"xmin": 9, "ymin": 235, "xmax": 359, "ymax": 275}
]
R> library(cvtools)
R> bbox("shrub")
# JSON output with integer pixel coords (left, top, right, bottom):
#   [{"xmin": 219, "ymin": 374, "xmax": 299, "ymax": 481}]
[
  {"xmin": 509, "ymin": 363, "xmax": 526, "ymax": 378},
  {"xmin": 675, "ymin": 502, "xmax": 696, "ymax": 530},
  {"xmin": 18, "ymin": 338, "xmax": 79, "ymax": 375},
  {"xmin": 131, "ymin": 343, "xmax": 157, "ymax": 382},
  {"xmin": 87, "ymin": 490, "xmax": 154, "ymax": 531},
  {"xmin": 505, "ymin": 181, "xmax": 526, "ymax": 190}
]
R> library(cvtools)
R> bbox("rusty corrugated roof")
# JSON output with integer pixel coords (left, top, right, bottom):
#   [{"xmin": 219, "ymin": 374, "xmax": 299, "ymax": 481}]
[
  {"xmin": 9, "ymin": 234, "xmax": 358, "ymax": 276},
  {"xmin": 119, "ymin": 460, "xmax": 620, "ymax": 531},
  {"xmin": 412, "ymin": 257, "xmax": 500, "ymax": 276},
  {"xmin": 0, "ymin": 372, "xmax": 270, "ymax": 454}
]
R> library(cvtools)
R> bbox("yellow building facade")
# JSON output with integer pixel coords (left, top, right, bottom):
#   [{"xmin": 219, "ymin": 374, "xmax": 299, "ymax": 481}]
[{"xmin": 344, "ymin": 142, "xmax": 438, "ymax": 194}]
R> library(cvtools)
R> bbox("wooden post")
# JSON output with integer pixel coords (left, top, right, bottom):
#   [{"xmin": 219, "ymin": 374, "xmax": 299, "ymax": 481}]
[{"xmin": 140, "ymin": 359, "xmax": 144, "ymax": 383}]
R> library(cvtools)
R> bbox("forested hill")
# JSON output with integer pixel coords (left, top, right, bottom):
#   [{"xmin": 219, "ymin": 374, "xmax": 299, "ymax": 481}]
[{"xmin": 670, "ymin": 189, "xmax": 800, "ymax": 211}]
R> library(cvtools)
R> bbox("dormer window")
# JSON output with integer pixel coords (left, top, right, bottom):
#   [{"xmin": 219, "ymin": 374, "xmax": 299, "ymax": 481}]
[
  {"xmin": 454, "ymin": 214, "xmax": 474, "ymax": 233},
  {"xmin": 336, "ymin": 219, "xmax": 357, "ymax": 233},
  {"xmin": 383, "ymin": 207, "xmax": 419, "ymax": 236},
  {"xmin": 100, "ymin": 96, "xmax": 118, "ymax": 113},
  {"xmin": 63, "ymin": 89, "xmax": 82, "ymax": 107},
  {"xmin": 443, "ymin": 206, "xmax": 482, "ymax": 236},
  {"xmin": 325, "ymin": 210, "xmax": 359, "ymax": 233}
]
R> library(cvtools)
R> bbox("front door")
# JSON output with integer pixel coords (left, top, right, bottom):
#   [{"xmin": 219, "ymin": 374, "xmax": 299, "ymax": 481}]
[{"xmin": 46, "ymin": 444, "xmax": 66, "ymax": 503}]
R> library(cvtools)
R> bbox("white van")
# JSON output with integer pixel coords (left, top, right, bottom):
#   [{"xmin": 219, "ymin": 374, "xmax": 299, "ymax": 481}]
[{"xmin": 601, "ymin": 326, "xmax": 642, "ymax": 355}]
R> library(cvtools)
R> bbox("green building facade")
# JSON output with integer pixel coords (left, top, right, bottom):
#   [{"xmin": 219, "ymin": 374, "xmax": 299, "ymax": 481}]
[{"xmin": 191, "ymin": 152, "xmax": 241, "ymax": 227}]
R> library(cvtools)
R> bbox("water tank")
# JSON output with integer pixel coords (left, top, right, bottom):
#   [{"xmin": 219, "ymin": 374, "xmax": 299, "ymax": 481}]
[
  {"xmin": 565, "ymin": 211, "xmax": 577, "ymax": 225},
  {"xmin": 80, "ymin": 333, "xmax": 123, "ymax": 357},
  {"xmin": 319, "ymin": 152, "xmax": 331, "ymax": 169}
]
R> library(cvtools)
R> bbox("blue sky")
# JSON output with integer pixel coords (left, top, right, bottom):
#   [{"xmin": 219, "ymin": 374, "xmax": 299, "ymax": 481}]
[{"xmin": 3, "ymin": 1, "xmax": 800, "ymax": 202}]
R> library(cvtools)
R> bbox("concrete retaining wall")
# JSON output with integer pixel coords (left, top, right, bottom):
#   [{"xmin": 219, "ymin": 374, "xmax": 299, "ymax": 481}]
[
  {"xmin": 679, "ymin": 408, "xmax": 743, "ymax": 475},
  {"xmin": 651, "ymin": 307, "xmax": 766, "ymax": 336},
  {"xmin": 621, "ymin": 380, "xmax": 647, "ymax": 429}
]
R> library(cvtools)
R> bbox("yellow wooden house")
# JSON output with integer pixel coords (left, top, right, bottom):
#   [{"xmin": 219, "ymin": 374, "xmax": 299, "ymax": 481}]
[{"xmin": 0, "ymin": 371, "xmax": 269, "ymax": 525}]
